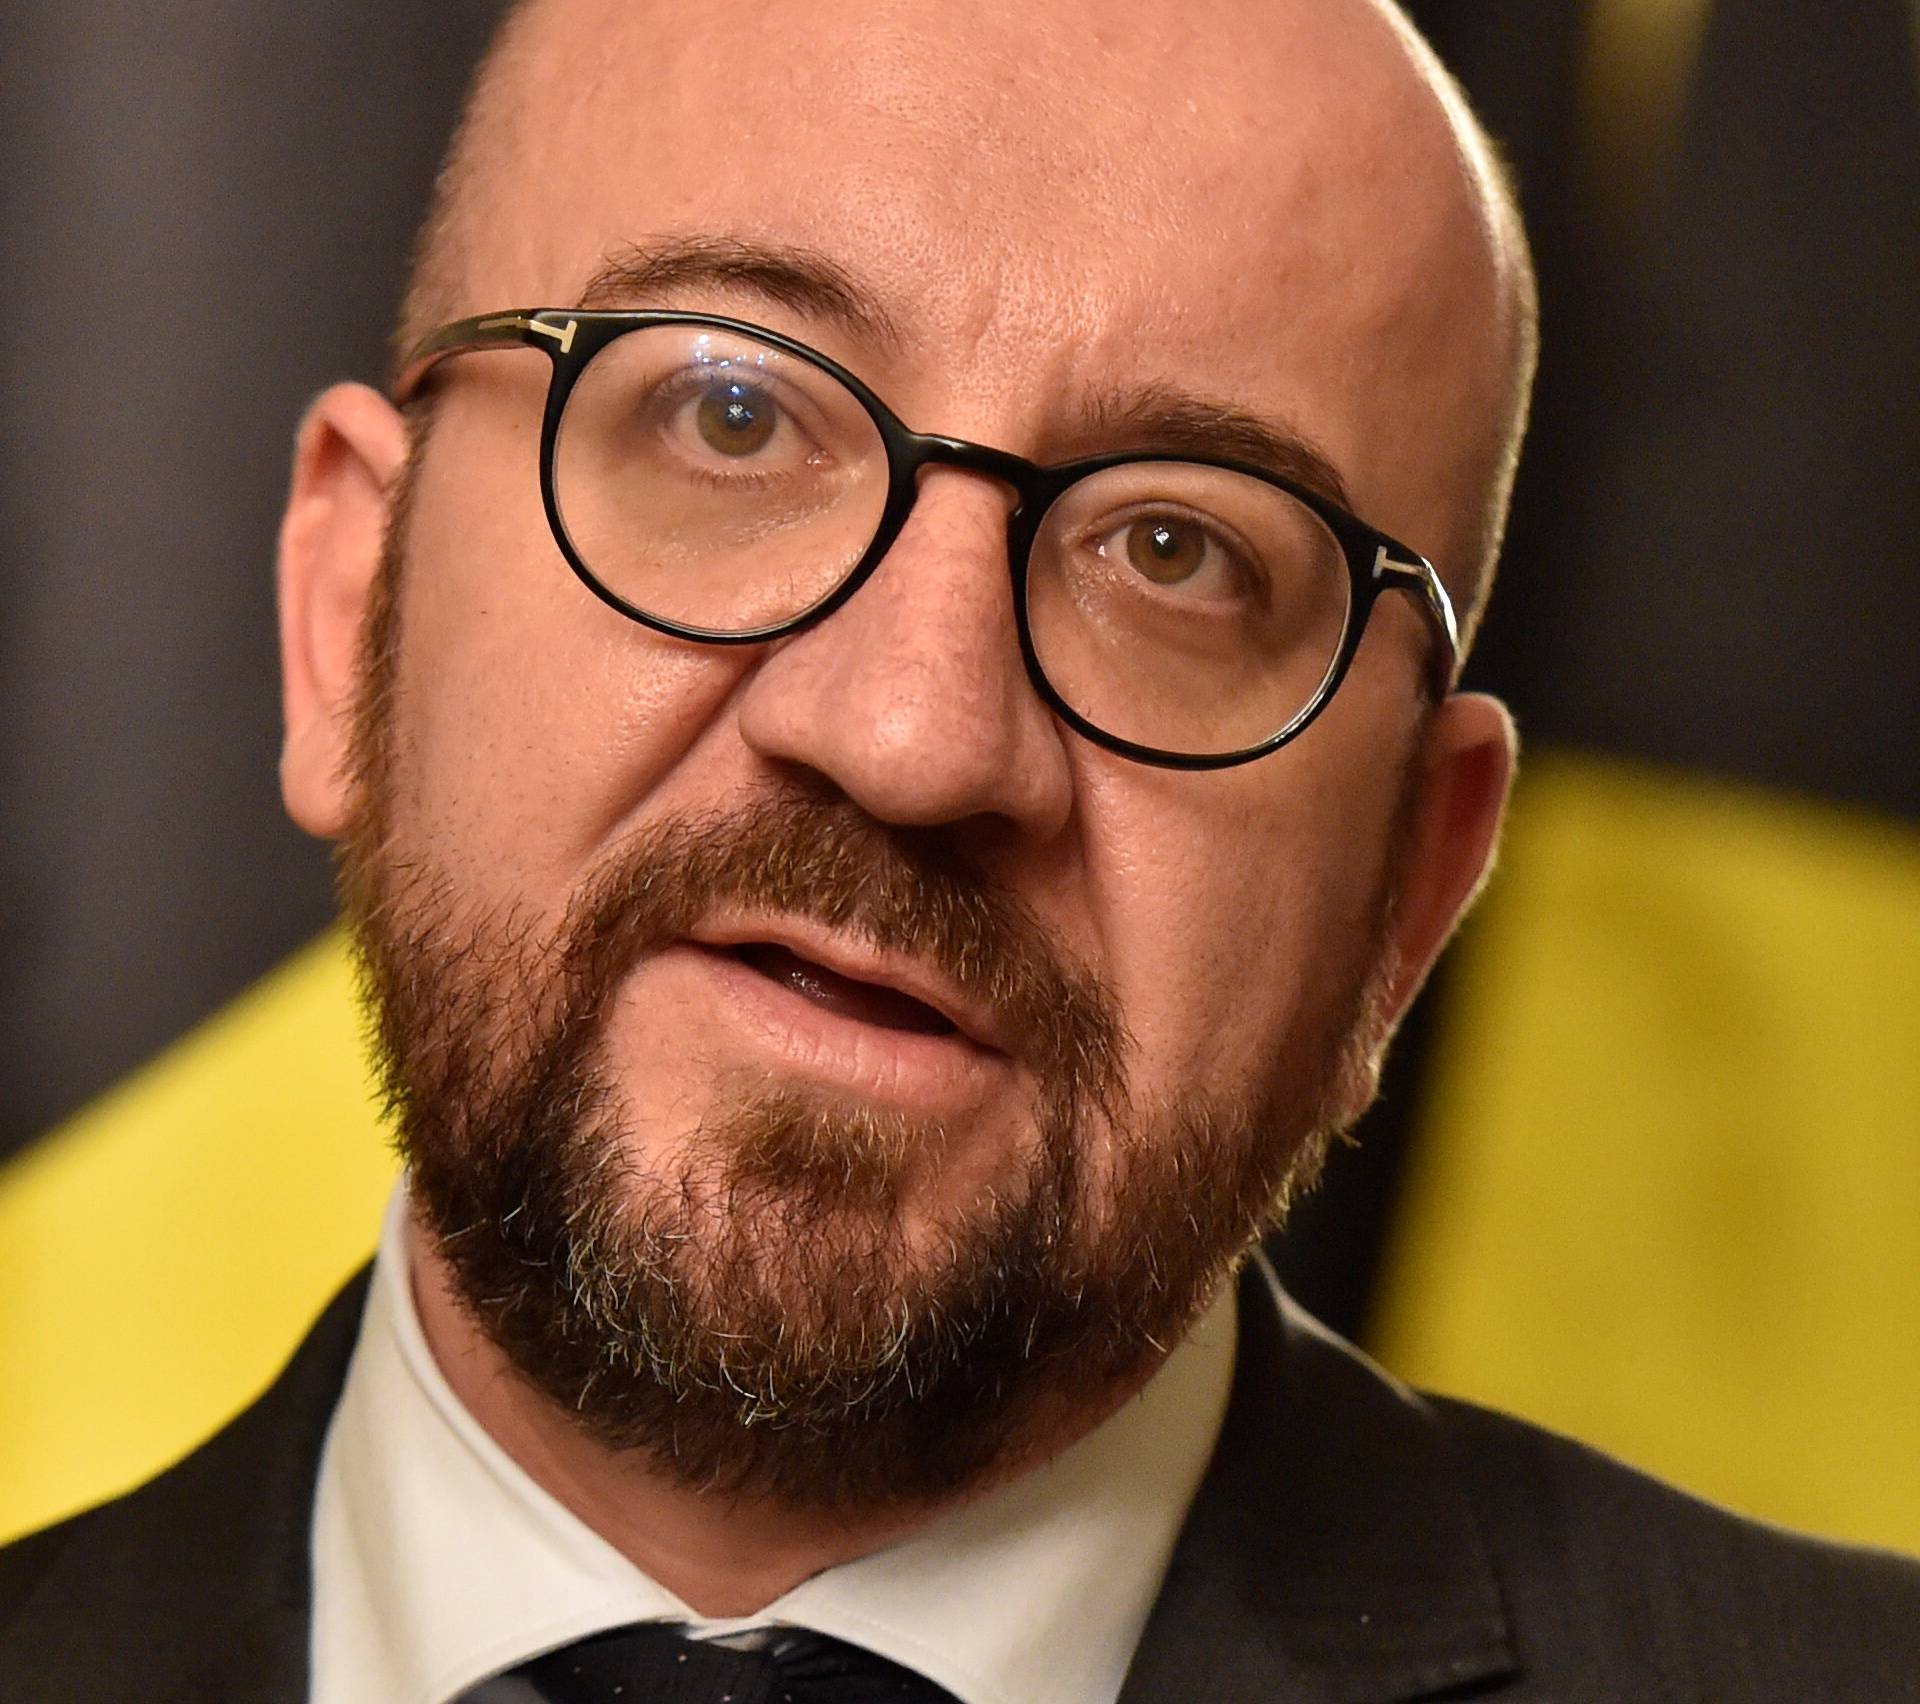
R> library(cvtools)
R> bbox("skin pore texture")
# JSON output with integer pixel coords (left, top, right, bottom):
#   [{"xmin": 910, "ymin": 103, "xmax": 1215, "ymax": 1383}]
[{"xmin": 276, "ymin": 0, "xmax": 1533, "ymax": 1617}]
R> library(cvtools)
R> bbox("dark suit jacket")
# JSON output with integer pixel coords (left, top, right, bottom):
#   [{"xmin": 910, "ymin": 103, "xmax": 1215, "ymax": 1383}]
[{"xmin": 3, "ymin": 1257, "xmax": 1917, "ymax": 1702}]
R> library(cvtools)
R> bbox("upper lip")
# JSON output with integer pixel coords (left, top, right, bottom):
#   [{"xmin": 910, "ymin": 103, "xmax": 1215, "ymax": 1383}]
[{"xmin": 685, "ymin": 915, "xmax": 1009, "ymax": 1055}]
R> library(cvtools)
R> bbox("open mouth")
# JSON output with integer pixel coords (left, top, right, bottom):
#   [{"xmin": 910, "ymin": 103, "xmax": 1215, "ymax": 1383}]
[{"xmin": 729, "ymin": 943, "xmax": 959, "ymax": 1038}]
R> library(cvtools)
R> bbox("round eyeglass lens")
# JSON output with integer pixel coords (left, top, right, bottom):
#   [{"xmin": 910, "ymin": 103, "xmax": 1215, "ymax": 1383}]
[
  {"xmin": 551, "ymin": 323, "xmax": 891, "ymax": 636},
  {"xmin": 1025, "ymin": 462, "xmax": 1353, "ymax": 758}
]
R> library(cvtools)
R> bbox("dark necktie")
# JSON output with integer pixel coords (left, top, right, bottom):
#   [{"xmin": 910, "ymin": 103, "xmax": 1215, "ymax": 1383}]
[{"xmin": 455, "ymin": 1621, "xmax": 962, "ymax": 1704}]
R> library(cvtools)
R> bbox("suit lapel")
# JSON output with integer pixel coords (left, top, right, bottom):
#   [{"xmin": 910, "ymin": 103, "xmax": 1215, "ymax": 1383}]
[
  {"xmin": 0, "ymin": 1269, "xmax": 370, "ymax": 1704},
  {"xmin": 1117, "ymin": 1256, "xmax": 1516, "ymax": 1703}
]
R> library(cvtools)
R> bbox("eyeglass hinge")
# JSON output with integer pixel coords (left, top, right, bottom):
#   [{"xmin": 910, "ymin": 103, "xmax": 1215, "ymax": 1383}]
[{"xmin": 478, "ymin": 314, "xmax": 578, "ymax": 354}]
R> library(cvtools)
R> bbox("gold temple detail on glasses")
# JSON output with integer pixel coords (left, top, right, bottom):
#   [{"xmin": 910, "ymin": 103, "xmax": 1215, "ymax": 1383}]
[{"xmin": 477, "ymin": 314, "xmax": 578, "ymax": 353}]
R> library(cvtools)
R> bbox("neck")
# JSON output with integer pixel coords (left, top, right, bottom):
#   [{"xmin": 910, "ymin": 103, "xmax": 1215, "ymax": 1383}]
[{"xmin": 405, "ymin": 1206, "xmax": 1156, "ymax": 1616}]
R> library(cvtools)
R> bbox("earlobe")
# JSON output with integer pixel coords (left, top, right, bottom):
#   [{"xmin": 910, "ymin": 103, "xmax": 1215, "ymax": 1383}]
[
  {"xmin": 277, "ymin": 382, "xmax": 411, "ymax": 840},
  {"xmin": 1380, "ymin": 691, "xmax": 1518, "ymax": 1020}
]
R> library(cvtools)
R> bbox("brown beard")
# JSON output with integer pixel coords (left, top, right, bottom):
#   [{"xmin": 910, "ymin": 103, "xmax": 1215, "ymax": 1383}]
[{"xmin": 339, "ymin": 436, "xmax": 1403, "ymax": 1509}]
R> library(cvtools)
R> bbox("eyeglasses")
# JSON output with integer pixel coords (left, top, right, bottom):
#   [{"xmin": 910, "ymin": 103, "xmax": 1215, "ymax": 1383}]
[{"xmin": 393, "ymin": 310, "xmax": 1458, "ymax": 770}]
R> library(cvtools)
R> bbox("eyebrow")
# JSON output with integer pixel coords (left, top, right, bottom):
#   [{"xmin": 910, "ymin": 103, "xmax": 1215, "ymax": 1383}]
[
  {"xmin": 1066, "ymin": 383, "xmax": 1355, "ymax": 514},
  {"xmin": 572, "ymin": 236, "xmax": 1354, "ymax": 512},
  {"xmin": 575, "ymin": 235, "xmax": 903, "ymax": 352}
]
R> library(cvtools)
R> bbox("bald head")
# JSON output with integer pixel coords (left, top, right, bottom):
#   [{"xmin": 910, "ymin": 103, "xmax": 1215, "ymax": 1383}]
[{"xmin": 395, "ymin": 0, "xmax": 1534, "ymax": 645}]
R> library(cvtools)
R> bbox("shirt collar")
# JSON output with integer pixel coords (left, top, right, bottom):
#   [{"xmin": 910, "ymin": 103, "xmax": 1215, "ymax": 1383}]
[{"xmin": 312, "ymin": 1187, "xmax": 1235, "ymax": 1704}]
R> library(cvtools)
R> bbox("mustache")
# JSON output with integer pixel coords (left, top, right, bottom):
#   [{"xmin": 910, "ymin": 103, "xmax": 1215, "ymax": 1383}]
[{"xmin": 550, "ymin": 784, "xmax": 1126, "ymax": 1108}]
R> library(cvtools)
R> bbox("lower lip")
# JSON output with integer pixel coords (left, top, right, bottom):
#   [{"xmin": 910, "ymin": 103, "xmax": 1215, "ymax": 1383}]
[{"xmin": 638, "ymin": 942, "xmax": 1009, "ymax": 1111}]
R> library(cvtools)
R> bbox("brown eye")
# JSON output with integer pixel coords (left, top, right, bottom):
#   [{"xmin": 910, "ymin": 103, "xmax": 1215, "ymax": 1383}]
[
  {"xmin": 695, "ymin": 381, "xmax": 777, "ymax": 456},
  {"xmin": 1125, "ymin": 517, "xmax": 1207, "ymax": 584}
]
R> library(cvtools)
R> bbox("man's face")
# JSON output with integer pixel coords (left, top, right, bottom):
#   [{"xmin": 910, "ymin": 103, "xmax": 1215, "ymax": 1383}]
[{"xmin": 289, "ymin": 0, "xmax": 1517, "ymax": 1502}]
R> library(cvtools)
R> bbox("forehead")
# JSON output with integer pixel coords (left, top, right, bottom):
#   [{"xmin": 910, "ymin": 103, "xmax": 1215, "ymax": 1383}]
[{"xmin": 450, "ymin": 0, "xmax": 1507, "ymax": 555}]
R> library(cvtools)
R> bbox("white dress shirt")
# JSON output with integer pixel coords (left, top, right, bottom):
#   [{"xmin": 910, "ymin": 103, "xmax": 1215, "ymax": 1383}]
[{"xmin": 310, "ymin": 1188, "xmax": 1235, "ymax": 1704}]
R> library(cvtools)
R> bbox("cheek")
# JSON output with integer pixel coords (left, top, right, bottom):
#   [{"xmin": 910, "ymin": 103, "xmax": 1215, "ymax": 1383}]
[
  {"xmin": 1075, "ymin": 741, "xmax": 1404, "ymax": 1094},
  {"xmin": 381, "ymin": 418, "xmax": 752, "ymax": 903}
]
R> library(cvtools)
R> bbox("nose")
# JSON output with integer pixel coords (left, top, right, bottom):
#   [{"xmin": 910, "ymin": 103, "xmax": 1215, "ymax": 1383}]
[{"xmin": 733, "ymin": 469, "xmax": 1076, "ymax": 839}]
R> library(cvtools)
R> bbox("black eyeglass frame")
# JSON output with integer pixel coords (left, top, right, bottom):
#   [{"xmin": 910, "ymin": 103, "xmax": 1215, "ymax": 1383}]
[{"xmin": 393, "ymin": 308, "xmax": 1460, "ymax": 771}]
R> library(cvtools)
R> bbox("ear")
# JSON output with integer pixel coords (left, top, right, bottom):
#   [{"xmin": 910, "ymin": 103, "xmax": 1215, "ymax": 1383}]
[
  {"xmin": 276, "ymin": 382, "xmax": 410, "ymax": 840},
  {"xmin": 1378, "ymin": 691, "xmax": 1518, "ymax": 1022}
]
